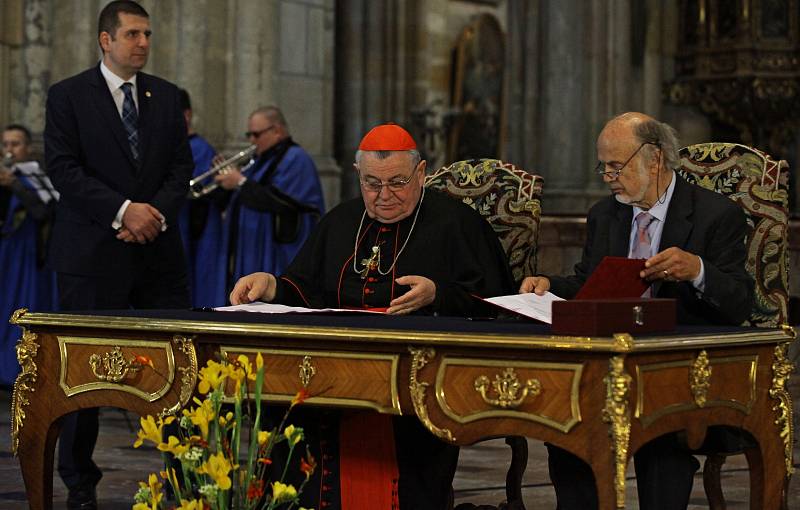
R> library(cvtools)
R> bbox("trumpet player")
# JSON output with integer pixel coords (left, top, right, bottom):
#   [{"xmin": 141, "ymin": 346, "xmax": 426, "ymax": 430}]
[
  {"xmin": 208, "ymin": 105, "xmax": 324, "ymax": 304},
  {"xmin": 0, "ymin": 124, "xmax": 59, "ymax": 388}
]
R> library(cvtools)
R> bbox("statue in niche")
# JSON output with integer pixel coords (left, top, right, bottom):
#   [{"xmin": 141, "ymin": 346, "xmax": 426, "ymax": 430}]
[{"xmin": 447, "ymin": 14, "xmax": 505, "ymax": 163}]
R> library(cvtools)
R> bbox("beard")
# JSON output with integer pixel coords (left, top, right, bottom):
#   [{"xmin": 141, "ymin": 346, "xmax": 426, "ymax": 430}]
[{"xmin": 613, "ymin": 162, "xmax": 650, "ymax": 206}]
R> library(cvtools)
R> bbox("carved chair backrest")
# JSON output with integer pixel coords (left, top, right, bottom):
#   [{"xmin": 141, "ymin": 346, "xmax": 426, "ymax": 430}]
[
  {"xmin": 677, "ymin": 143, "xmax": 790, "ymax": 327},
  {"xmin": 424, "ymin": 159, "xmax": 544, "ymax": 284}
]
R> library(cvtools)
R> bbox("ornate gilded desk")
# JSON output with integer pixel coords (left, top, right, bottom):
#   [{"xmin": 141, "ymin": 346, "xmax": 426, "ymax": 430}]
[{"xmin": 8, "ymin": 308, "xmax": 795, "ymax": 510}]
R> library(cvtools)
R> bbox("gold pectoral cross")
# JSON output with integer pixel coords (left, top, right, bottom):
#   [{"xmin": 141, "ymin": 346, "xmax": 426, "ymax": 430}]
[{"xmin": 359, "ymin": 246, "xmax": 380, "ymax": 279}]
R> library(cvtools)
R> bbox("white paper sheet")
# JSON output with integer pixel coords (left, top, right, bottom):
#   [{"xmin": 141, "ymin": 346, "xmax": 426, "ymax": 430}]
[
  {"xmin": 214, "ymin": 301, "xmax": 385, "ymax": 314},
  {"xmin": 484, "ymin": 292, "xmax": 564, "ymax": 324}
]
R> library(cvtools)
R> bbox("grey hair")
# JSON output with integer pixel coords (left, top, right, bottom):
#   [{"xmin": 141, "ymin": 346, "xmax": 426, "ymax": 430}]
[
  {"xmin": 250, "ymin": 105, "xmax": 289, "ymax": 131},
  {"xmin": 633, "ymin": 120, "xmax": 681, "ymax": 171},
  {"xmin": 354, "ymin": 149, "xmax": 421, "ymax": 169}
]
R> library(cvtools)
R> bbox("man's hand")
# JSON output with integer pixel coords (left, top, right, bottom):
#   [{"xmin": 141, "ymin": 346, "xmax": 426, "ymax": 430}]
[
  {"xmin": 641, "ymin": 247, "xmax": 701, "ymax": 282},
  {"xmin": 230, "ymin": 272, "xmax": 277, "ymax": 305},
  {"xmin": 122, "ymin": 202, "xmax": 164, "ymax": 243},
  {"xmin": 519, "ymin": 276, "xmax": 551, "ymax": 295},
  {"xmin": 387, "ymin": 275, "xmax": 436, "ymax": 315},
  {"xmin": 0, "ymin": 168, "xmax": 15, "ymax": 187},
  {"xmin": 214, "ymin": 168, "xmax": 244, "ymax": 190},
  {"xmin": 116, "ymin": 227, "xmax": 147, "ymax": 244}
]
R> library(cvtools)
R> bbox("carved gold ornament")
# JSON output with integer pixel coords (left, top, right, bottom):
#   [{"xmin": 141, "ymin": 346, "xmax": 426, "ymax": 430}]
[
  {"xmin": 299, "ymin": 355, "xmax": 316, "ymax": 388},
  {"xmin": 160, "ymin": 335, "xmax": 198, "ymax": 417},
  {"xmin": 690, "ymin": 350, "xmax": 711, "ymax": 407},
  {"xmin": 473, "ymin": 367, "xmax": 541, "ymax": 409},
  {"xmin": 89, "ymin": 346, "xmax": 145, "ymax": 382},
  {"xmin": 602, "ymin": 355, "xmax": 632, "ymax": 509},
  {"xmin": 612, "ymin": 333, "xmax": 634, "ymax": 351},
  {"xmin": 769, "ymin": 342, "xmax": 795, "ymax": 476},
  {"xmin": 11, "ymin": 325, "xmax": 39, "ymax": 455},
  {"xmin": 409, "ymin": 346, "xmax": 454, "ymax": 442}
]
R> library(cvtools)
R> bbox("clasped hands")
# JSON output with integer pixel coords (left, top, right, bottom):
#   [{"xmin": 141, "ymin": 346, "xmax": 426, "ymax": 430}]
[
  {"xmin": 116, "ymin": 202, "xmax": 165, "ymax": 244},
  {"xmin": 229, "ymin": 272, "xmax": 436, "ymax": 315},
  {"xmin": 519, "ymin": 247, "xmax": 702, "ymax": 295}
]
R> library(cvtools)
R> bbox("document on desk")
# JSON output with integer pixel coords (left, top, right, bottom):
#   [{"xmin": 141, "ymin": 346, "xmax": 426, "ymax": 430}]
[
  {"xmin": 215, "ymin": 302, "xmax": 386, "ymax": 314},
  {"xmin": 484, "ymin": 292, "xmax": 564, "ymax": 324}
]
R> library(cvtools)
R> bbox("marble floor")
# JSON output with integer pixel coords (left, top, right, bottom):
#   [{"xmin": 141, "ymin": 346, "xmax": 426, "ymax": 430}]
[{"xmin": 0, "ymin": 386, "xmax": 798, "ymax": 509}]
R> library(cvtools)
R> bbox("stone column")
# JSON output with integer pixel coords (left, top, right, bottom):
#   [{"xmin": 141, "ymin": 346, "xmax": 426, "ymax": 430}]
[
  {"xmin": 275, "ymin": 0, "xmax": 339, "ymax": 210},
  {"xmin": 8, "ymin": 0, "xmax": 51, "ymax": 140}
]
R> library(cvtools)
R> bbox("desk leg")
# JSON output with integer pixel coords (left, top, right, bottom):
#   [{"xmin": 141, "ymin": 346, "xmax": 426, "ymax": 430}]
[
  {"xmin": 17, "ymin": 415, "xmax": 61, "ymax": 510},
  {"xmin": 591, "ymin": 455, "xmax": 622, "ymax": 510},
  {"xmin": 748, "ymin": 431, "xmax": 790, "ymax": 510}
]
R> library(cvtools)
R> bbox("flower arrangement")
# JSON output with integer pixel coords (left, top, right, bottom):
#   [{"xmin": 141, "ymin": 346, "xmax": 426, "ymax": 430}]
[{"xmin": 131, "ymin": 352, "xmax": 315, "ymax": 510}]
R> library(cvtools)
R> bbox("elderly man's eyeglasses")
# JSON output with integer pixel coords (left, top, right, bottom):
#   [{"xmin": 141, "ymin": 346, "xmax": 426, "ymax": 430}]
[
  {"xmin": 244, "ymin": 125, "xmax": 276, "ymax": 139},
  {"xmin": 595, "ymin": 141, "xmax": 660, "ymax": 179},
  {"xmin": 358, "ymin": 171, "xmax": 417, "ymax": 192}
]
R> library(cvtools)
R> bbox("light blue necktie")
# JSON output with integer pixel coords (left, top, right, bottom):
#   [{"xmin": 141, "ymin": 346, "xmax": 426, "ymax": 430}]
[{"xmin": 120, "ymin": 82, "xmax": 139, "ymax": 161}]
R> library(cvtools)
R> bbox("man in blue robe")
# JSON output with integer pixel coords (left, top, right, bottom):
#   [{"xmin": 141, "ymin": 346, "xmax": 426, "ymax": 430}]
[
  {"xmin": 214, "ymin": 105, "xmax": 325, "ymax": 302},
  {"xmin": 0, "ymin": 124, "xmax": 59, "ymax": 387},
  {"xmin": 176, "ymin": 88, "xmax": 220, "ymax": 307}
]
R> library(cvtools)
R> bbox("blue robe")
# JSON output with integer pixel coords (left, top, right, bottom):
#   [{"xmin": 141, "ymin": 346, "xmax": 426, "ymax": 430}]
[
  {"xmin": 177, "ymin": 134, "xmax": 220, "ymax": 307},
  {"xmin": 220, "ymin": 144, "xmax": 325, "ymax": 301},
  {"xmin": 0, "ymin": 171, "xmax": 58, "ymax": 386}
]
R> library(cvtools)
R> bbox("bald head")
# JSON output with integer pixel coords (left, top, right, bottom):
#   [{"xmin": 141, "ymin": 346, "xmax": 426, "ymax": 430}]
[{"xmin": 596, "ymin": 112, "xmax": 680, "ymax": 209}]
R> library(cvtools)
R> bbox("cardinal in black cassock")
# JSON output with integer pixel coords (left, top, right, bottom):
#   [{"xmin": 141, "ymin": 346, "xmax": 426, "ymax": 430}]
[{"xmin": 230, "ymin": 123, "xmax": 514, "ymax": 510}]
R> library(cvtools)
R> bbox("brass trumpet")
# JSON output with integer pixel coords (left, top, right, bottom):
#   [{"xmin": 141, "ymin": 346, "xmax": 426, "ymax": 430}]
[{"xmin": 189, "ymin": 144, "xmax": 257, "ymax": 198}]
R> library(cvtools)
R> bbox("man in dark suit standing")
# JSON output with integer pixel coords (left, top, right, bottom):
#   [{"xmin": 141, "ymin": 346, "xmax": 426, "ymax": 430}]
[
  {"xmin": 519, "ymin": 112, "xmax": 753, "ymax": 510},
  {"xmin": 44, "ymin": 2, "xmax": 193, "ymax": 508}
]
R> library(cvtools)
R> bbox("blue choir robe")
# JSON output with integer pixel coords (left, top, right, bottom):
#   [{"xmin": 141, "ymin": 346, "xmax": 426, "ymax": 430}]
[
  {"xmin": 0, "ymin": 168, "xmax": 58, "ymax": 386},
  {"xmin": 177, "ymin": 134, "xmax": 220, "ymax": 307},
  {"xmin": 218, "ymin": 142, "xmax": 325, "ymax": 303}
]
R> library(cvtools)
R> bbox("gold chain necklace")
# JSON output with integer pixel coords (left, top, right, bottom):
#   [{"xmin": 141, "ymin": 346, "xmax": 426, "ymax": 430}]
[{"xmin": 352, "ymin": 187, "xmax": 426, "ymax": 279}]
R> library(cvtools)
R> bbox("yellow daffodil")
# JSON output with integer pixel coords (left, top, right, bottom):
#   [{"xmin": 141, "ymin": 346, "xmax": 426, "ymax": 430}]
[
  {"xmin": 256, "ymin": 352, "xmax": 264, "ymax": 370},
  {"xmin": 133, "ymin": 415, "xmax": 163, "ymax": 448},
  {"xmin": 133, "ymin": 473, "xmax": 163, "ymax": 510},
  {"xmin": 157, "ymin": 435, "xmax": 190, "ymax": 456},
  {"xmin": 218, "ymin": 411, "xmax": 235, "ymax": 427},
  {"xmin": 176, "ymin": 498, "xmax": 206, "ymax": 510},
  {"xmin": 196, "ymin": 451, "xmax": 234, "ymax": 490},
  {"xmin": 283, "ymin": 424, "xmax": 303, "ymax": 446},
  {"xmin": 182, "ymin": 398, "xmax": 215, "ymax": 440},
  {"xmin": 257, "ymin": 430, "xmax": 270, "ymax": 446},
  {"xmin": 271, "ymin": 481, "xmax": 298, "ymax": 504},
  {"xmin": 198, "ymin": 360, "xmax": 227, "ymax": 394}
]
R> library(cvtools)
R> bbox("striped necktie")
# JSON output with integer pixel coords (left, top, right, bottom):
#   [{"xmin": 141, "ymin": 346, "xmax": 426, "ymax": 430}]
[
  {"xmin": 120, "ymin": 82, "xmax": 139, "ymax": 161},
  {"xmin": 631, "ymin": 211, "xmax": 655, "ymax": 297}
]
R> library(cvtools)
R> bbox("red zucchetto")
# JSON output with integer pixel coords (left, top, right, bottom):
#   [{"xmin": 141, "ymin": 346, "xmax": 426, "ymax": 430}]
[{"xmin": 358, "ymin": 123, "xmax": 417, "ymax": 151}]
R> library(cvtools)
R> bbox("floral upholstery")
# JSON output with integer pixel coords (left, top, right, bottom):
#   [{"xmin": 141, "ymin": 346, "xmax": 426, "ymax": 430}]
[
  {"xmin": 425, "ymin": 159, "xmax": 544, "ymax": 284},
  {"xmin": 677, "ymin": 143, "xmax": 790, "ymax": 327}
]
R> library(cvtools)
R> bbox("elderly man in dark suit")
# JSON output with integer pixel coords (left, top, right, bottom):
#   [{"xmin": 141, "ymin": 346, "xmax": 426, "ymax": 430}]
[
  {"xmin": 520, "ymin": 112, "xmax": 753, "ymax": 510},
  {"xmin": 44, "ymin": 1, "xmax": 193, "ymax": 508}
]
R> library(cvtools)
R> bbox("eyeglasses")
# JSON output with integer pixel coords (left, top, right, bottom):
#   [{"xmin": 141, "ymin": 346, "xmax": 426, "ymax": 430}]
[
  {"xmin": 358, "ymin": 170, "xmax": 417, "ymax": 192},
  {"xmin": 244, "ymin": 125, "xmax": 276, "ymax": 139},
  {"xmin": 595, "ymin": 141, "xmax": 660, "ymax": 179}
]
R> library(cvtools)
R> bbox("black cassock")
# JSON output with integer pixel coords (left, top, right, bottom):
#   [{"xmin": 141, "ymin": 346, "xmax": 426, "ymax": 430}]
[{"xmin": 270, "ymin": 189, "xmax": 514, "ymax": 510}]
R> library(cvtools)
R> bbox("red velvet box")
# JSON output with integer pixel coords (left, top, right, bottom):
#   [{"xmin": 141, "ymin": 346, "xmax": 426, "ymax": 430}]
[{"xmin": 551, "ymin": 298, "xmax": 676, "ymax": 336}]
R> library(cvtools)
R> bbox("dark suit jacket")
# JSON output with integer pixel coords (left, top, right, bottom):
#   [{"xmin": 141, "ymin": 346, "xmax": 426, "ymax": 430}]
[
  {"xmin": 45, "ymin": 64, "xmax": 193, "ymax": 276},
  {"xmin": 549, "ymin": 174, "xmax": 753, "ymax": 325}
]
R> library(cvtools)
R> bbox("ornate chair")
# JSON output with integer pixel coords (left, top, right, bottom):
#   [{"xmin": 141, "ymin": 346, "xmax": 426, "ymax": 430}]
[
  {"xmin": 677, "ymin": 142, "xmax": 791, "ymax": 508},
  {"xmin": 425, "ymin": 159, "xmax": 544, "ymax": 510},
  {"xmin": 425, "ymin": 159, "xmax": 544, "ymax": 285}
]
